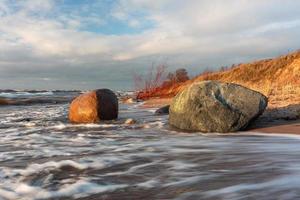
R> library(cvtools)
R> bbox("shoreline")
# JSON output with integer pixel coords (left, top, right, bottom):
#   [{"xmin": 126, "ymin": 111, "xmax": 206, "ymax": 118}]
[
  {"xmin": 248, "ymin": 120, "xmax": 300, "ymax": 134},
  {"xmin": 140, "ymin": 97, "xmax": 300, "ymax": 135}
]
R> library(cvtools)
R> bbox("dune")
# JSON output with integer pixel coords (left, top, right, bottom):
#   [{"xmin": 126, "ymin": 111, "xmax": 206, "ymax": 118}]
[{"xmin": 138, "ymin": 50, "xmax": 300, "ymax": 106}]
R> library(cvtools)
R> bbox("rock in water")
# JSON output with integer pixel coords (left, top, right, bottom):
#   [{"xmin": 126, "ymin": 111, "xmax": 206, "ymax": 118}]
[
  {"xmin": 155, "ymin": 105, "xmax": 170, "ymax": 115},
  {"xmin": 169, "ymin": 81, "xmax": 268, "ymax": 133},
  {"xmin": 124, "ymin": 118, "xmax": 136, "ymax": 125},
  {"xmin": 0, "ymin": 98, "xmax": 11, "ymax": 105},
  {"xmin": 122, "ymin": 97, "xmax": 135, "ymax": 104},
  {"xmin": 69, "ymin": 89, "xmax": 118, "ymax": 123}
]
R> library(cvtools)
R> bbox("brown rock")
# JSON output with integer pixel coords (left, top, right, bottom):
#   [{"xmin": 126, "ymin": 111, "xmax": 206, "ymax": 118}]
[
  {"xmin": 69, "ymin": 89, "xmax": 118, "ymax": 123},
  {"xmin": 0, "ymin": 98, "xmax": 10, "ymax": 105}
]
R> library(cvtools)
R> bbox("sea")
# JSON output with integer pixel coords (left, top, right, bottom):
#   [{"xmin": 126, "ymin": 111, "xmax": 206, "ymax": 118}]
[{"xmin": 1, "ymin": 90, "xmax": 300, "ymax": 200}]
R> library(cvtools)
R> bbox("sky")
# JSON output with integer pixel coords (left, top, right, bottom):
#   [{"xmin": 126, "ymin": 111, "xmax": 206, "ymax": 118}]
[{"xmin": 0, "ymin": 0, "xmax": 299, "ymax": 90}]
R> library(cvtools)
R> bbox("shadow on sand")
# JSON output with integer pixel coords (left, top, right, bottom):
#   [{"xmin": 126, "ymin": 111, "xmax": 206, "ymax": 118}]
[{"xmin": 247, "ymin": 104, "xmax": 300, "ymax": 134}]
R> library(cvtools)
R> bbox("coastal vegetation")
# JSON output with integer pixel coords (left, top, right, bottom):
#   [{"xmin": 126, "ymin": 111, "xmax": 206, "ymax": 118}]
[
  {"xmin": 136, "ymin": 50, "xmax": 300, "ymax": 108},
  {"xmin": 134, "ymin": 65, "xmax": 190, "ymax": 100}
]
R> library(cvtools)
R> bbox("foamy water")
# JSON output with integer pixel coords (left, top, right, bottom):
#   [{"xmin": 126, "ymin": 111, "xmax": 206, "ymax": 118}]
[
  {"xmin": 1, "ymin": 92, "xmax": 300, "ymax": 199},
  {"xmin": 0, "ymin": 91, "xmax": 54, "ymax": 98}
]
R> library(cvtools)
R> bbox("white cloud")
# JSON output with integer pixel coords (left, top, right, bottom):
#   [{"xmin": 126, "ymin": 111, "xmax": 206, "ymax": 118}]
[
  {"xmin": 109, "ymin": 0, "xmax": 300, "ymax": 61},
  {"xmin": 0, "ymin": 0, "xmax": 299, "ymax": 89},
  {"xmin": 20, "ymin": 0, "xmax": 54, "ymax": 12}
]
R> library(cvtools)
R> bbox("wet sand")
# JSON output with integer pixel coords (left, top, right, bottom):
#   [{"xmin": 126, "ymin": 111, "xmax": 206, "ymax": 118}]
[
  {"xmin": 140, "ymin": 98, "xmax": 172, "ymax": 108},
  {"xmin": 141, "ymin": 98, "xmax": 300, "ymax": 134},
  {"xmin": 249, "ymin": 120, "xmax": 300, "ymax": 134}
]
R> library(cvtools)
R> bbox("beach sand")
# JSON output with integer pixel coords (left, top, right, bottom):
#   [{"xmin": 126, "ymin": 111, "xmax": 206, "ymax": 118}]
[{"xmin": 249, "ymin": 120, "xmax": 300, "ymax": 134}]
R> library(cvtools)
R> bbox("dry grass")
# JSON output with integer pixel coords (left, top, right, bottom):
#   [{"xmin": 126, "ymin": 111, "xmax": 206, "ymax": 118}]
[{"xmin": 137, "ymin": 50, "xmax": 300, "ymax": 108}]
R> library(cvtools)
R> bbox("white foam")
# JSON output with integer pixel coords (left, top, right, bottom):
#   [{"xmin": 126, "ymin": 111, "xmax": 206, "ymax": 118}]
[
  {"xmin": 24, "ymin": 122, "xmax": 36, "ymax": 127},
  {"xmin": 167, "ymin": 160, "xmax": 197, "ymax": 170},
  {"xmin": 0, "ymin": 188, "xmax": 18, "ymax": 200},
  {"xmin": 246, "ymin": 132, "xmax": 300, "ymax": 139},
  {"xmin": 0, "ymin": 91, "xmax": 54, "ymax": 98},
  {"xmin": 15, "ymin": 160, "xmax": 88, "ymax": 177},
  {"xmin": 140, "ymin": 121, "xmax": 166, "ymax": 129},
  {"xmin": 131, "ymin": 102, "xmax": 145, "ymax": 108},
  {"xmin": 137, "ymin": 179, "xmax": 160, "ymax": 188},
  {"xmin": 0, "ymin": 179, "xmax": 127, "ymax": 200},
  {"xmin": 147, "ymin": 109, "xmax": 157, "ymax": 113},
  {"xmin": 52, "ymin": 123, "xmax": 118, "ymax": 130},
  {"xmin": 11, "ymin": 157, "xmax": 126, "ymax": 177},
  {"xmin": 164, "ymin": 175, "xmax": 216, "ymax": 187},
  {"xmin": 204, "ymin": 172, "xmax": 300, "ymax": 198}
]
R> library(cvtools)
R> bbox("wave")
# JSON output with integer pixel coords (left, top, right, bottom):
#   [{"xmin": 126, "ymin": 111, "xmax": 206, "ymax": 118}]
[
  {"xmin": 0, "ymin": 158, "xmax": 128, "ymax": 199},
  {"xmin": 0, "ymin": 97, "xmax": 70, "ymax": 106},
  {"xmin": 0, "ymin": 91, "xmax": 54, "ymax": 98},
  {"xmin": 0, "ymin": 91, "xmax": 77, "ymax": 106},
  {"xmin": 0, "ymin": 179, "xmax": 127, "ymax": 200},
  {"xmin": 15, "ymin": 160, "xmax": 88, "ymax": 176},
  {"xmin": 52, "ymin": 123, "xmax": 119, "ymax": 130}
]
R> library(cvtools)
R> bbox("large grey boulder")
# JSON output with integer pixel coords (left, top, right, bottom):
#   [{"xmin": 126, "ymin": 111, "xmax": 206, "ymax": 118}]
[{"xmin": 169, "ymin": 81, "xmax": 268, "ymax": 132}]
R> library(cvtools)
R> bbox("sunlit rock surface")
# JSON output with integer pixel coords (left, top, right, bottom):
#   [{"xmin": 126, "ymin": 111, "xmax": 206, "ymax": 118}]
[{"xmin": 170, "ymin": 81, "xmax": 268, "ymax": 132}]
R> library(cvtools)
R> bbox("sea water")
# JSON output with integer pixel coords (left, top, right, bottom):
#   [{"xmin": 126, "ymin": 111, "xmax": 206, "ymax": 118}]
[{"xmin": 1, "ymin": 91, "xmax": 300, "ymax": 200}]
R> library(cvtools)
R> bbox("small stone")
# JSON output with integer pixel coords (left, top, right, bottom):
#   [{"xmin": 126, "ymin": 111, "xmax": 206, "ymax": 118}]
[
  {"xmin": 122, "ymin": 98, "xmax": 135, "ymax": 104},
  {"xmin": 125, "ymin": 118, "xmax": 136, "ymax": 125},
  {"xmin": 155, "ymin": 105, "xmax": 170, "ymax": 115}
]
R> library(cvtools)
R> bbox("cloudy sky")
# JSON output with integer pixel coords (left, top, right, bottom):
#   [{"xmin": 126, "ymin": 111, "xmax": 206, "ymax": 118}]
[{"xmin": 0, "ymin": 0, "xmax": 299, "ymax": 90}]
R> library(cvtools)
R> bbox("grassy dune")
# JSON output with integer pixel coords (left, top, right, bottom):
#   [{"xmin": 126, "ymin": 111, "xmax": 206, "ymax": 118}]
[{"xmin": 138, "ymin": 50, "xmax": 300, "ymax": 108}]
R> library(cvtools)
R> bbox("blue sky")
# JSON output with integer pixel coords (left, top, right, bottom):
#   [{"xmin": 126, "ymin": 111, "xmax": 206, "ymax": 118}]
[
  {"xmin": 0, "ymin": 0, "xmax": 300, "ymax": 90},
  {"xmin": 54, "ymin": 0, "xmax": 155, "ymax": 35}
]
